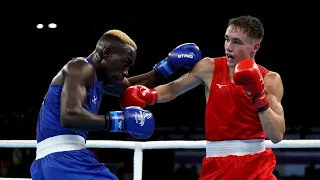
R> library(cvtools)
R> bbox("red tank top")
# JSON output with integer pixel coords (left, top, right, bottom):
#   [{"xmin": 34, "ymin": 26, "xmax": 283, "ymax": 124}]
[{"xmin": 205, "ymin": 57, "xmax": 269, "ymax": 141}]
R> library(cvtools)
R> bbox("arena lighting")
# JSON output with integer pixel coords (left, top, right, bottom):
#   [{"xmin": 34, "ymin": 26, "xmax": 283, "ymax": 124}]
[
  {"xmin": 36, "ymin": 24, "xmax": 44, "ymax": 29},
  {"xmin": 48, "ymin": 23, "xmax": 57, "ymax": 28}
]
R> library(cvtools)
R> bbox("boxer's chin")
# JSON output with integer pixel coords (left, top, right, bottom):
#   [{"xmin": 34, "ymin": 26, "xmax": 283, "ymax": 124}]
[
  {"xmin": 227, "ymin": 60, "xmax": 237, "ymax": 67},
  {"xmin": 108, "ymin": 75, "xmax": 124, "ymax": 84}
]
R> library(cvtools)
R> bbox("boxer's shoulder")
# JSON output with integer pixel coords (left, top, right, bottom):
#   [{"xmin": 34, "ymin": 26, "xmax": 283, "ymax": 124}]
[
  {"xmin": 62, "ymin": 57, "xmax": 95, "ymax": 86},
  {"xmin": 67, "ymin": 57, "xmax": 92, "ymax": 66},
  {"xmin": 263, "ymin": 71, "xmax": 283, "ymax": 102},
  {"xmin": 265, "ymin": 71, "xmax": 280, "ymax": 79},
  {"xmin": 190, "ymin": 57, "xmax": 214, "ymax": 78},
  {"xmin": 197, "ymin": 57, "xmax": 214, "ymax": 70},
  {"xmin": 64, "ymin": 57, "xmax": 95, "ymax": 74},
  {"xmin": 51, "ymin": 57, "xmax": 94, "ymax": 86},
  {"xmin": 194, "ymin": 57, "xmax": 214, "ymax": 68},
  {"xmin": 264, "ymin": 71, "xmax": 282, "ymax": 88}
]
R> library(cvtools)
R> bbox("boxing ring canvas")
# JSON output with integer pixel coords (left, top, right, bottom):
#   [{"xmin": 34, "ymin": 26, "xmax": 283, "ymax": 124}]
[{"xmin": 0, "ymin": 140, "xmax": 319, "ymax": 180}]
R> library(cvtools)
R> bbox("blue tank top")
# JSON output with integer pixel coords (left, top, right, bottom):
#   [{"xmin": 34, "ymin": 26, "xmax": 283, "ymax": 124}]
[{"xmin": 36, "ymin": 58, "xmax": 103, "ymax": 143}]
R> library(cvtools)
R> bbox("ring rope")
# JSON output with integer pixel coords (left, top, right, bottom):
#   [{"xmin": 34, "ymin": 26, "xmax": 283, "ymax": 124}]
[
  {"xmin": 0, "ymin": 139, "xmax": 319, "ymax": 180},
  {"xmin": 1, "ymin": 140, "xmax": 320, "ymax": 149}
]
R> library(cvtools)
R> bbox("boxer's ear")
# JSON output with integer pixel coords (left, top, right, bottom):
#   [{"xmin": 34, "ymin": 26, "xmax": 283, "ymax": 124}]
[
  {"xmin": 252, "ymin": 42, "xmax": 260, "ymax": 53},
  {"xmin": 103, "ymin": 47, "xmax": 111, "ymax": 57}
]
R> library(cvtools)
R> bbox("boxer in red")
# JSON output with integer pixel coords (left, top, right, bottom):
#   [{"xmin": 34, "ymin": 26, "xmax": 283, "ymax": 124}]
[{"xmin": 119, "ymin": 15, "xmax": 285, "ymax": 180}]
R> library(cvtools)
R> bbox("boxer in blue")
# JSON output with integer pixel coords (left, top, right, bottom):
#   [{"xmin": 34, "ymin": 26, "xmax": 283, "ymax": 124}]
[{"xmin": 30, "ymin": 29, "xmax": 202, "ymax": 180}]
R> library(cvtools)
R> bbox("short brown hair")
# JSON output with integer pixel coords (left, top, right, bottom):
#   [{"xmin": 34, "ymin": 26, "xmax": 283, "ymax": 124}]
[{"xmin": 228, "ymin": 15, "xmax": 264, "ymax": 41}]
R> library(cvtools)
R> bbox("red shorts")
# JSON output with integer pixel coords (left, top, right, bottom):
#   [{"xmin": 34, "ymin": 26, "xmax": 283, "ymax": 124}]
[{"xmin": 199, "ymin": 148, "xmax": 277, "ymax": 180}]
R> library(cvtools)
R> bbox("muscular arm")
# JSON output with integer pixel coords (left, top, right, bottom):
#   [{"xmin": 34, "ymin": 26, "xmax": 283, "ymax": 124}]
[
  {"xmin": 60, "ymin": 61, "xmax": 107, "ymax": 131},
  {"xmin": 259, "ymin": 72, "xmax": 285, "ymax": 143},
  {"xmin": 154, "ymin": 58, "xmax": 208, "ymax": 103},
  {"xmin": 102, "ymin": 70, "xmax": 163, "ymax": 97}
]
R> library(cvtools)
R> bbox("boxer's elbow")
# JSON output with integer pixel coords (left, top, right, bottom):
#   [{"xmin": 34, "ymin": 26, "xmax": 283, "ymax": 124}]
[
  {"xmin": 270, "ymin": 124, "xmax": 285, "ymax": 144},
  {"xmin": 270, "ymin": 133, "xmax": 284, "ymax": 144},
  {"xmin": 60, "ymin": 108, "xmax": 81, "ymax": 128}
]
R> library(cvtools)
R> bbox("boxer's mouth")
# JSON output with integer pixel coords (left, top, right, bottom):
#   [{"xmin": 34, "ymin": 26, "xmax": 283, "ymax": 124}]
[{"xmin": 226, "ymin": 54, "xmax": 234, "ymax": 59}]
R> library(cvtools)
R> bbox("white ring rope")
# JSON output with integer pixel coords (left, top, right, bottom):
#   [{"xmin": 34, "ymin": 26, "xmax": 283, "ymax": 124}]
[
  {"xmin": 2, "ymin": 139, "xmax": 320, "ymax": 148},
  {"xmin": 0, "ymin": 139, "xmax": 319, "ymax": 180}
]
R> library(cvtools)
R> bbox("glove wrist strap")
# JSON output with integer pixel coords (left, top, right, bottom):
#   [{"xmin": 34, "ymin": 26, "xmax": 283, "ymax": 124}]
[
  {"xmin": 105, "ymin": 113, "xmax": 110, "ymax": 131},
  {"xmin": 108, "ymin": 111, "xmax": 124, "ymax": 132},
  {"xmin": 153, "ymin": 59, "xmax": 174, "ymax": 78},
  {"xmin": 148, "ymin": 89, "xmax": 158, "ymax": 105},
  {"xmin": 252, "ymin": 92, "xmax": 269, "ymax": 112}
]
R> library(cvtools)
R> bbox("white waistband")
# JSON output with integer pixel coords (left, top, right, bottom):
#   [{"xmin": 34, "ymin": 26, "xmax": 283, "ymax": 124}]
[
  {"xmin": 36, "ymin": 135, "xmax": 86, "ymax": 160},
  {"xmin": 206, "ymin": 139, "xmax": 265, "ymax": 157}
]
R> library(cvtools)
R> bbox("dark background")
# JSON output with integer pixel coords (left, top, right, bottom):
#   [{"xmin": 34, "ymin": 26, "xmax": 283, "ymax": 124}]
[{"xmin": 0, "ymin": 1, "xmax": 319, "ymax": 180}]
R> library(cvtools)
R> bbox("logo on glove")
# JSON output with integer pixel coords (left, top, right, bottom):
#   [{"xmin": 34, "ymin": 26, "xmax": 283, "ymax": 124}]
[
  {"xmin": 178, "ymin": 54, "xmax": 194, "ymax": 58},
  {"xmin": 134, "ymin": 111, "xmax": 152, "ymax": 126},
  {"xmin": 141, "ymin": 89, "xmax": 149, "ymax": 96}
]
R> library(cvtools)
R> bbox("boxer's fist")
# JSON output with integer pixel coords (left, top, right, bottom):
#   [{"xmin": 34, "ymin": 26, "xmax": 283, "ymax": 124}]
[
  {"xmin": 107, "ymin": 106, "xmax": 155, "ymax": 139},
  {"xmin": 154, "ymin": 43, "xmax": 202, "ymax": 78},
  {"xmin": 234, "ymin": 59, "xmax": 269, "ymax": 112},
  {"xmin": 168, "ymin": 43, "xmax": 202, "ymax": 70},
  {"xmin": 120, "ymin": 85, "xmax": 158, "ymax": 108}
]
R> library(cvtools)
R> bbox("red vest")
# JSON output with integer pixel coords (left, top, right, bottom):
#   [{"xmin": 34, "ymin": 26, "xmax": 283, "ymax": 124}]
[{"xmin": 205, "ymin": 57, "xmax": 269, "ymax": 141}]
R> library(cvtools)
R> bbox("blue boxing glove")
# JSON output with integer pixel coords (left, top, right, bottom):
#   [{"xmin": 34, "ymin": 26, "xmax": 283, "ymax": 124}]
[
  {"xmin": 106, "ymin": 106, "xmax": 155, "ymax": 139},
  {"xmin": 154, "ymin": 43, "xmax": 202, "ymax": 78}
]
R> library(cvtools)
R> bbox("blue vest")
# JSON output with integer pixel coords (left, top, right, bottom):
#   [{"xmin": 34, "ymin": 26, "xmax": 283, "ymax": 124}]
[{"xmin": 36, "ymin": 58, "xmax": 103, "ymax": 142}]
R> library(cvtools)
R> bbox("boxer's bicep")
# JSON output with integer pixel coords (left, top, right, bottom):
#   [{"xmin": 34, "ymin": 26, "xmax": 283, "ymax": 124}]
[
  {"xmin": 264, "ymin": 72, "xmax": 285, "ymax": 120},
  {"xmin": 60, "ymin": 61, "xmax": 94, "ymax": 121}
]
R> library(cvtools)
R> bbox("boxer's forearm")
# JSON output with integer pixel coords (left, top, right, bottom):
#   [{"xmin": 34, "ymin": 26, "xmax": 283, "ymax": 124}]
[
  {"xmin": 102, "ymin": 70, "xmax": 163, "ymax": 97},
  {"xmin": 61, "ymin": 107, "xmax": 107, "ymax": 131},
  {"xmin": 127, "ymin": 70, "xmax": 163, "ymax": 88},
  {"xmin": 154, "ymin": 82, "xmax": 178, "ymax": 103},
  {"xmin": 154, "ymin": 72, "xmax": 202, "ymax": 103},
  {"xmin": 258, "ymin": 107, "xmax": 285, "ymax": 144}
]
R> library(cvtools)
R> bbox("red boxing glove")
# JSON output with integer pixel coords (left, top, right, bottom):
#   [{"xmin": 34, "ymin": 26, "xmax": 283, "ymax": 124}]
[
  {"xmin": 119, "ymin": 85, "xmax": 158, "ymax": 108},
  {"xmin": 233, "ymin": 59, "xmax": 269, "ymax": 112}
]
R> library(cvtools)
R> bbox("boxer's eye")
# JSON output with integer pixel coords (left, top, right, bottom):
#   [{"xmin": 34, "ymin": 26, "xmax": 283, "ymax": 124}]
[{"xmin": 125, "ymin": 58, "xmax": 133, "ymax": 67}]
